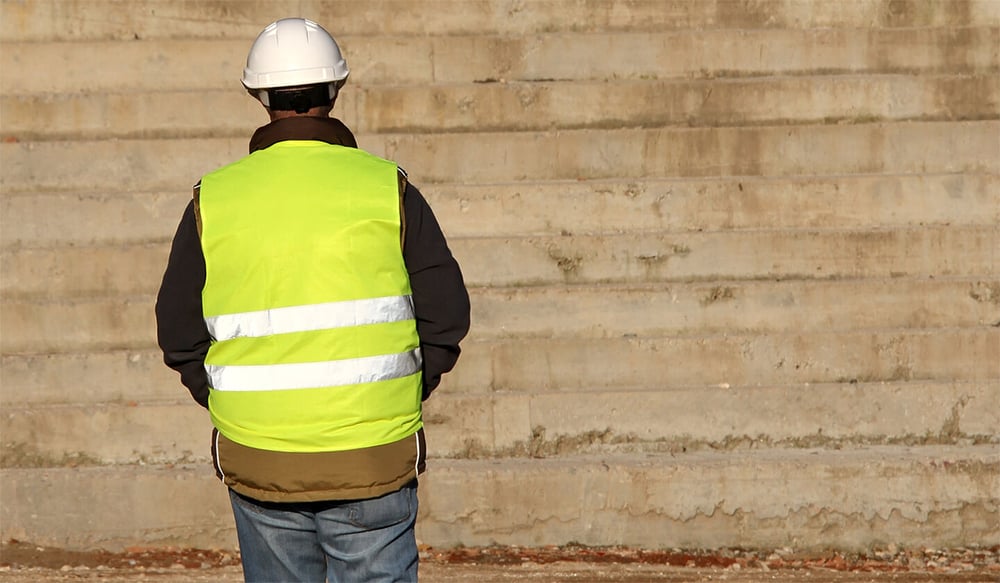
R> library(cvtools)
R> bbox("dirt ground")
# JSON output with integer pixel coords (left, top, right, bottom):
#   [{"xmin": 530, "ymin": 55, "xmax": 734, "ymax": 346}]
[{"xmin": 1, "ymin": 541, "xmax": 998, "ymax": 582}]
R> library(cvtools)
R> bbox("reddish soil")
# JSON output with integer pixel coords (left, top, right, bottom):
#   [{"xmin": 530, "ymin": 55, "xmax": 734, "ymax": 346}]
[{"xmin": 1, "ymin": 540, "xmax": 998, "ymax": 582}]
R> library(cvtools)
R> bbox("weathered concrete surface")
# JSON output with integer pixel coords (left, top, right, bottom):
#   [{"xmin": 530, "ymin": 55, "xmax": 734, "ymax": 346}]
[
  {"xmin": 4, "ymin": 28, "xmax": 999, "ymax": 94},
  {"xmin": 448, "ymin": 227, "xmax": 1000, "ymax": 287},
  {"xmin": 417, "ymin": 447, "xmax": 1000, "ymax": 550},
  {"xmin": 0, "ymin": 465, "xmax": 235, "ymax": 551},
  {"xmin": 5, "ymin": 227, "xmax": 997, "ymax": 301},
  {"xmin": 0, "ymin": 350, "xmax": 176, "ymax": 407},
  {"xmin": 4, "ymin": 278, "xmax": 1000, "ymax": 352},
  {"xmin": 4, "ymin": 122, "xmax": 997, "ymax": 193},
  {"xmin": 350, "ymin": 74, "xmax": 1000, "ymax": 134},
  {"xmin": 5, "ymin": 0, "xmax": 998, "ymax": 41},
  {"xmin": 468, "ymin": 328, "xmax": 1000, "ymax": 391},
  {"xmin": 2, "ymin": 380, "xmax": 996, "ymax": 466},
  {"xmin": 2, "ymin": 446, "xmax": 996, "ymax": 551},
  {"xmin": 5, "ymin": 174, "xmax": 998, "ymax": 248},
  {"xmin": 4, "ymin": 328, "xmax": 997, "ymax": 406},
  {"xmin": 421, "ymin": 381, "xmax": 1000, "ymax": 457},
  {"xmin": 373, "ymin": 122, "xmax": 1000, "ymax": 183},
  {"xmin": 1, "ymin": 401, "xmax": 214, "ymax": 467},
  {"xmin": 418, "ymin": 174, "xmax": 1000, "ymax": 236},
  {"xmin": 468, "ymin": 279, "xmax": 1000, "ymax": 338},
  {"xmin": 5, "ymin": 74, "xmax": 998, "ymax": 140},
  {"xmin": 2, "ymin": 0, "xmax": 997, "ymax": 555}
]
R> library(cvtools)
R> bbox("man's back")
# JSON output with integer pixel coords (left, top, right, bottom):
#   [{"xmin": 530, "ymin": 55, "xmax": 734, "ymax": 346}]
[{"xmin": 155, "ymin": 19, "xmax": 469, "ymax": 582}]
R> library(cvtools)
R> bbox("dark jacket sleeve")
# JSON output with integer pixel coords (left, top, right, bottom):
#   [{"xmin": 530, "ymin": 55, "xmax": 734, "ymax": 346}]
[
  {"xmin": 155, "ymin": 199, "xmax": 212, "ymax": 408},
  {"xmin": 402, "ymin": 183, "xmax": 471, "ymax": 400}
]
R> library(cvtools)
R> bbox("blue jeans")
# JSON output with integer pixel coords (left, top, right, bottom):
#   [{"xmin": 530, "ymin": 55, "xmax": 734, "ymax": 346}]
[{"xmin": 228, "ymin": 481, "xmax": 418, "ymax": 583}]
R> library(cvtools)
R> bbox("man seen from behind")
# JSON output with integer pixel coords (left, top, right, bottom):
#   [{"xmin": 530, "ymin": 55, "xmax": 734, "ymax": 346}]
[{"xmin": 155, "ymin": 18, "xmax": 470, "ymax": 583}]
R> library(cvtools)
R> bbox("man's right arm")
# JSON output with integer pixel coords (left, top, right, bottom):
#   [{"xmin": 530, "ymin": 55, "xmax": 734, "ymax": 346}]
[
  {"xmin": 401, "ymin": 182, "xmax": 471, "ymax": 400},
  {"xmin": 155, "ymin": 199, "xmax": 212, "ymax": 408}
]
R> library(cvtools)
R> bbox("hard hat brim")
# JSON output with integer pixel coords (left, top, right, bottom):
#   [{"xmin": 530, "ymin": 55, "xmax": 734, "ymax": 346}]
[{"xmin": 242, "ymin": 64, "xmax": 349, "ymax": 90}]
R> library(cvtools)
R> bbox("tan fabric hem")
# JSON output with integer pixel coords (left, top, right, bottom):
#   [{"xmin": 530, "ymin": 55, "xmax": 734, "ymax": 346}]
[
  {"xmin": 226, "ymin": 469, "xmax": 417, "ymax": 503},
  {"xmin": 215, "ymin": 430, "xmax": 425, "ymax": 503}
]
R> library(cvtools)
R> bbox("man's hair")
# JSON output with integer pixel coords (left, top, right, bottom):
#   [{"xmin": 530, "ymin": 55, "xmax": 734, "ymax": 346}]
[{"xmin": 265, "ymin": 84, "xmax": 334, "ymax": 113}]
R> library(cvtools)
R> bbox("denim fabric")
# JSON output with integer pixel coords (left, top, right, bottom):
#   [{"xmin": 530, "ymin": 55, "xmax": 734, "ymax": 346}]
[{"xmin": 228, "ymin": 482, "xmax": 418, "ymax": 582}]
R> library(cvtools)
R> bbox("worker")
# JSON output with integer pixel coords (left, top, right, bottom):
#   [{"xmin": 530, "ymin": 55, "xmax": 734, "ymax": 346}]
[{"xmin": 155, "ymin": 17, "xmax": 470, "ymax": 582}]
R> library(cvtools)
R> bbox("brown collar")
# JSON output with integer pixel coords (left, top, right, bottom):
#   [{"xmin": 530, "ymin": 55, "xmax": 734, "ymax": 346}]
[{"xmin": 248, "ymin": 116, "xmax": 359, "ymax": 154}]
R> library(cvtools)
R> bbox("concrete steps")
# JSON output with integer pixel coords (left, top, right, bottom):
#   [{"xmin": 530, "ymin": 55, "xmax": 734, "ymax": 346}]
[
  {"xmin": 4, "ymin": 28, "xmax": 998, "ymax": 94},
  {"xmin": 3, "ymin": 445, "xmax": 997, "ymax": 550},
  {"xmin": 4, "ymin": 226, "xmax": 997, "ymax": 301},
  {"xmin": 4, "ymin": 122, "xmax": 998, "ymax": 193},
  {"xmin": 3, "ymin": 174, "xmax": 998, "ymax": 247},
  {"xmin": 4, "ymin": 277, "xmax": 1000, "ymax": 353},
  {"xmin": 2, "ymin": 0, "xmax": 998, "ymax": 553},
  {"xmin": 3, "ymin": 379, "xmax": 998, "ymax": 467},
  {"xmin": 4, "ymin": 327, "xmax": 998, "ymax": 405},
  {"xmin": 420, "ymin": 446, "xmax": 1000, "ymax": 550},
  {"xmin": 4, "ymin": 74, "xmax": 998, "ymax": 140},
  {"xmin": 1, "ymin": 349, "xmax": 176, "ymax": 407},
  {"xmin": 6, "ymin": 0, "xmax": 999, "ymax": 41},
  {"xmin": 454, "ymin": 328, "xmax": 1000, "ymax": 390}
]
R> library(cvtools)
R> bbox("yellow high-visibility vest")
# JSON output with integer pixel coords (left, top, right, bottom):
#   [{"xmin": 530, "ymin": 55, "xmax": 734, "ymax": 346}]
[{"xmin": 199, "ymin": 140, "xmax": 422, "ymax": 453}]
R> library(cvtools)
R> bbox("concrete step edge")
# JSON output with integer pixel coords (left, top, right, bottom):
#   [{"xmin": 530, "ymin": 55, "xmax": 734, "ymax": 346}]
[
  {"xmin": 8, "ymin": 113, "xmax": 998, "ymax": 143},
  {"xmin": 3, "ymin": 323, "xmax": 996, "ymax": 357},
  {"xmin": 3, "ymin": 170, "xmax": 994, "ymax": 198},
  {"xmin": 6, "ymin": 278, "xmax": 1000, "ymax": 349},
  {"xmin": 5, "ymin": 0, "xmax": 998, "ymax": 41},
  {"xmin": 5, "ymin": 71, "xmax": 998, "ymax": 94},
  {"xmin": 4, "ymin": 29, "xmax": 999, "ymax": 93},
  {"xmin": 6, "ymin": 119, "xmax": 998, "ymax": 144},
  {"xmin": 4, "ymin": 226, "xmax": 997, "ymax": 302},
  {"xmin": 5, "ymin": 74, "xmax": 998, "ymax": 140},
  {"xmin": 2, "ymin": 444, "xmax": 997, "ymax": 551},
  {"xmin": 2, "ymin": 380, "xmax": 997, "ymax": 467},
  {"xmin": 4, "ymin": 121, "xmax": 997, "ymax": 189},
  {"xmin": 8, "ymin": 336, "xmax": 1000, "ymax": 362},
  {"xmin": 2, "ymin": 377, "xmax": 995, "ymax": 409},
  {"xmin": 7, "ymin": 272, "xmax": 998, "ymax": 299},
  {"xmin": 5, "ymin": 219, "xmax": 998, "ymax": 251}
]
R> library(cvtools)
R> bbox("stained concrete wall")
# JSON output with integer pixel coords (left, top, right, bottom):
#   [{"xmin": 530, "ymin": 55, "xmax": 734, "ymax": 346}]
[{"xmin": 1, "ymin": 0, "xmax": 998, "ymax": 551}]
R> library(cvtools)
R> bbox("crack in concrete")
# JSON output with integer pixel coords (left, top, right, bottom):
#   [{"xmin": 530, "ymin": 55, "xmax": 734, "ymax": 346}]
[
  {"xmin": 6, "ymin": 426, "xmax": 997, "ymax": 468},
  {"xmin": 442, "ymin": 426, "xmax": 999, "ymax": 460}
]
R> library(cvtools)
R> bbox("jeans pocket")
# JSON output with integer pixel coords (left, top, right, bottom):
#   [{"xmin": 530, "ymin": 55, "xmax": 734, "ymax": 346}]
[{"xmin": 347, "ymin": 485, "xmax": 415, "ymax": 530}]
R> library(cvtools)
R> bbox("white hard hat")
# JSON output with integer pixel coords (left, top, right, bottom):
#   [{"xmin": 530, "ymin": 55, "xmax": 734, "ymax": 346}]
[{"xmin": 242, "ymin": 18, "xmax": 349, "ymax": 92}]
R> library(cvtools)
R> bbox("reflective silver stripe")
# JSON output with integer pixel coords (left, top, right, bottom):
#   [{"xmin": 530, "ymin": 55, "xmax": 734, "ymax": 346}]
[
  {"xmin": 414, "ymin": 431, "xmax": 421, "ymax": 476},
  {"xmin": 205, "ymin": 295, "xmax": 414, "ymax": 341},
  {"xmin": 213, "ymin": 430, "xmax": 226, "ymax": 481},
  {"xmin": 207, "ymin": 348, "xmax": 422, "ymax": 392}
]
